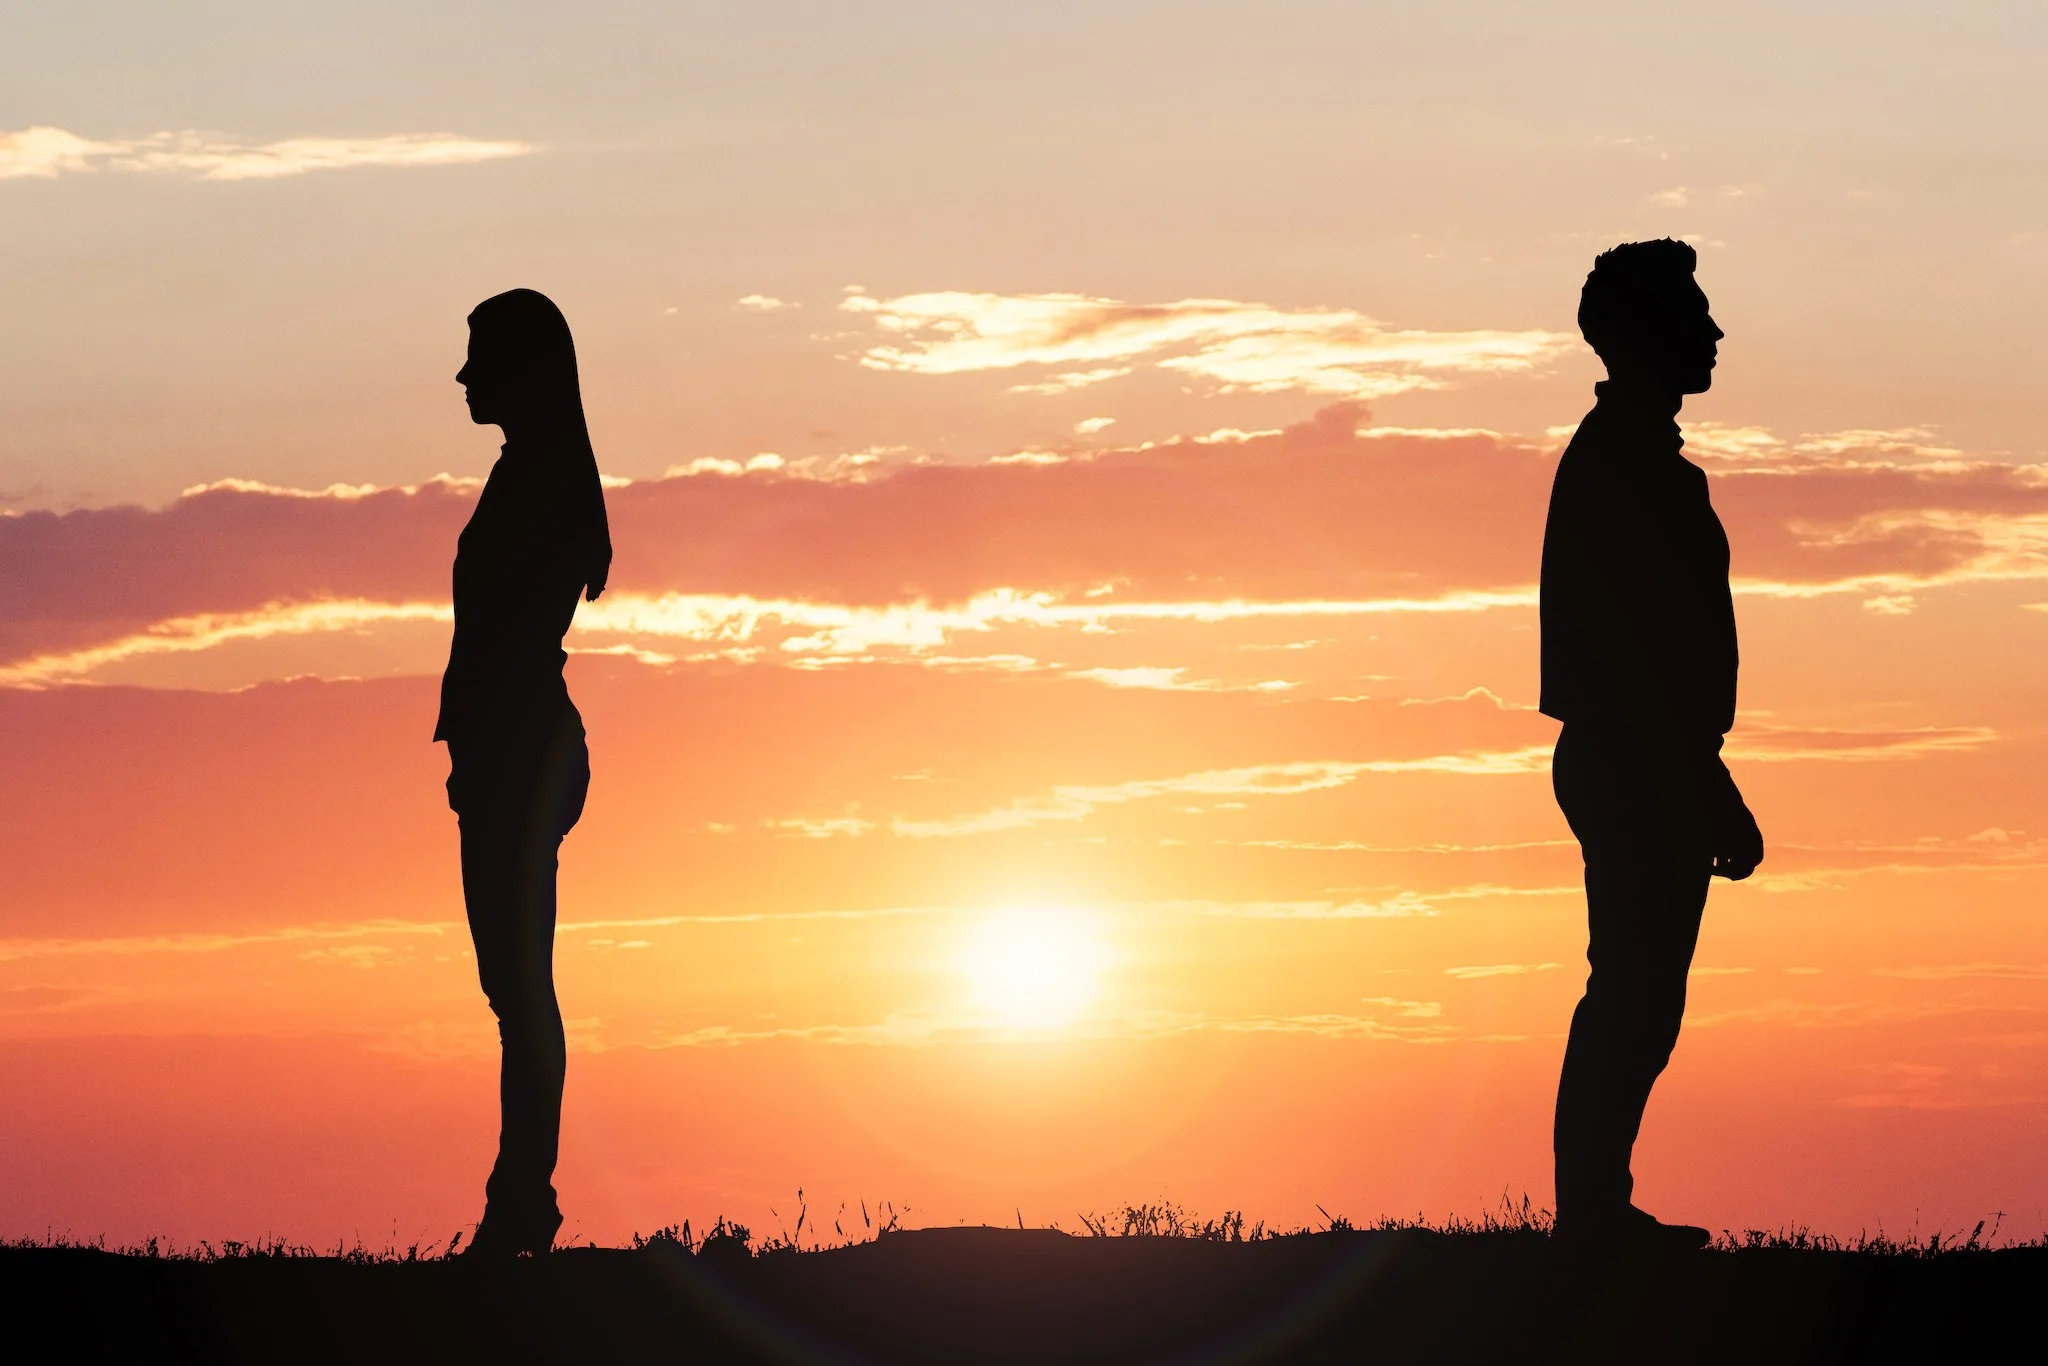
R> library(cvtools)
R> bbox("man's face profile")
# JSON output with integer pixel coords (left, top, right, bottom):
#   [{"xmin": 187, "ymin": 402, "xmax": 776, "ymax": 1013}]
[
  {"xmin": 1618, "ymin": 274, "xmax": 1723, "ymax": 397},
  {"xmin": 1660, "ymin": 278, "xmax": 1723, "ymax": 396}
]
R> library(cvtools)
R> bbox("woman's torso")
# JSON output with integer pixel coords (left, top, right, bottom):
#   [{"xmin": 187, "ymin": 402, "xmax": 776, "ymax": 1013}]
[{"xmin": 435, "ymin": 445, "xmax": 591, "ymax": 747}]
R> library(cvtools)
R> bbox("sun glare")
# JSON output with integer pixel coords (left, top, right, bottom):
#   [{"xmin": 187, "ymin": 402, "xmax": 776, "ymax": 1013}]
[{"xmin": 960, "ymin": 908, "xmax": 1108, "ymax": 1030}]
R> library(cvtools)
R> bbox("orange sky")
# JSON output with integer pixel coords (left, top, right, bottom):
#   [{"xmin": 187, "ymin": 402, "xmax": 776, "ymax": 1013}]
[{"xmin": 4, "ymin": 3, "xmax": 2048, "ymax": 1247}]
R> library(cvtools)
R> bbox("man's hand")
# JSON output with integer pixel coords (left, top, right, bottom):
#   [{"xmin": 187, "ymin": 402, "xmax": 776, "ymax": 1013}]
[{"xmin": 1709, "ymin": 762, "xmax": 1764, "ymax": 880}]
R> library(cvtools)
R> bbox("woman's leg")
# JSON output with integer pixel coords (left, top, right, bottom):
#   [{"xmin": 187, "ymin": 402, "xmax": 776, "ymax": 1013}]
[
  {"xmin": 461, "ymin": 810, "xmax": 566, "ymax": 1239},
  {"xmin": 457, "ymin": 725, "xmax": 587, "ymax": 1249}
]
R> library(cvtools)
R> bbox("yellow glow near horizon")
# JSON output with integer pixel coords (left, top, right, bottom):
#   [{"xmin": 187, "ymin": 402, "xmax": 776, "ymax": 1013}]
[{"xmin": 960, "ymin": 908, "xmax": 1108, "ymax": 1030}]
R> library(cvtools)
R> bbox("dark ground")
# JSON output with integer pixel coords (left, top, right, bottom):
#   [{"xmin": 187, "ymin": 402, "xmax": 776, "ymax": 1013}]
[{"xmin": 5, "ymin": 1226, "xmax": 2041, "ymax": 1365}]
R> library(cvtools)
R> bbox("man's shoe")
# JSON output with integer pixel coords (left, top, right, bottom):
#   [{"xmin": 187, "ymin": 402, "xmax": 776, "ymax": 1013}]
[
  {"xmin": 1623, "ymin": 1205, "xmax": 1710, "ymax": 1253},
  {"xmin": 1554, "ymin": 1205, "xmax": 1709, "ymax": 1261}
]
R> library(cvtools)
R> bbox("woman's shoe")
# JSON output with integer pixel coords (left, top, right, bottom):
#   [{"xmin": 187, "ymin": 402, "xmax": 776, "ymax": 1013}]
[{"xmin": 460, "ymin": 1205, "xmax": 563, "ymax": 1260}]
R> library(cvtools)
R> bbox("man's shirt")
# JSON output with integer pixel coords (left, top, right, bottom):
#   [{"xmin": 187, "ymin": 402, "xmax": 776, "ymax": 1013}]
[{"xmin": 1539, "ymin": 381, "xmax": 1738, "ymax": 745}]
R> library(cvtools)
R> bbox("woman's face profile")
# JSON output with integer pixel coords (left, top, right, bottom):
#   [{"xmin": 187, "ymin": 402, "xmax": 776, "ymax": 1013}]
[{"xmin": 455, "ymin": 326, "xmax": 511, "ymax": 427}]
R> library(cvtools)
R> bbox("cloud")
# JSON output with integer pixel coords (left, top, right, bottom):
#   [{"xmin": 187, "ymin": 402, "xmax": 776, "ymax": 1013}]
[
  {"xmin": 16, "ymin": 411, "xmax": 2048, "ymax": 685},
  {"xmin": 650, "ymin": 1002, "xmax": 1469, "ymax": 1048},
  {"xmin": 1683, "ymin": 997, "xmax": 2005, "ymax": 1031},
  {"xmin": 735, "ymin": 295, "xmax": 793, "ymax": 312},
  {"xmin": 1, "ymin": 127, "xmax": 534, "ymax": 181},
  {"xmin": 842, "ymin": 290, "xmax": 1570, "ymax": 398},
  {"xmin": 0, "ymin": 599, "xmax": 450, "ymax": 688},
  {"xmin": 0, "ymin": 919, "xmax": 450, "ymax": 965},
  {"xmin": 1007, "ymin": 369, "xmax": 1131, "ymax": 395},
  {"xmin": 1160, "ymin": 894, "xmax": 1439, "ymax": 919},
  {"xmin": 1444, "ymin": 962, "xmax": 1563, "ymax": 980},
  {"xmin": 0, "ymin": 126, "xmax": 103, "ymax": 179},
  {"xmin": 1068, "ymin": 666, "xmax": 1295, "ymax": 693},
  {"xmin": 662, "ymin": 452, "xmax": 789, "ymax": 478},
  {"xmin": 1725, "ymin": 723, "xmax": 1997, "ymax": 763},
  {"xmin": 1156, "ymin": 886, "xmax": 1575, "ymax": 917},
  {"xmin": 890, "ymin": 748, "xmax": 1552, "ymax": 838},
  {"xmin": 1232, "ymin": 838, "xmax": 1575, "ymax": 854},
  {"xmin": 570, "ymin": 588, "xmax": 1529, "ymax": 674},
  {"xmin": 890, "ymin": 759, "xmax": 1370, "ymax": 838},
  {"xmin": 767, "ymin": 816, "xmax": 876, "ymax": 839},
  {"xmin": 1872, "ymin": 963, "xmax": 2048, "ymax": 981}
]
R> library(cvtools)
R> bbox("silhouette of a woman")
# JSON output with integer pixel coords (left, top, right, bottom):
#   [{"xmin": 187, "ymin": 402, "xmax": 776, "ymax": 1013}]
[{"xmin": 436, "ymin": 289, "xmax": 611, "ymax": 1257}]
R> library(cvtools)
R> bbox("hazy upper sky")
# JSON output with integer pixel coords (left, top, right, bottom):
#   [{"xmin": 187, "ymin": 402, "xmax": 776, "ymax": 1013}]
[{"xmin": 6, "ymin": 1, "xmax": 2047, "ymax": 504}]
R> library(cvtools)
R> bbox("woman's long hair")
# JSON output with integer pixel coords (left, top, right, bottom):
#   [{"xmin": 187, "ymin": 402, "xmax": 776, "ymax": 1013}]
[{"xmin": 469, "ymin": 288, "xmax": 613, "ymax": 600}]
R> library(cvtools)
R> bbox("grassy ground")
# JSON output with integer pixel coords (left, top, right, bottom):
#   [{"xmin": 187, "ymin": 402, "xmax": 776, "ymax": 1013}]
[{"xmin": 5, "ymin": 1202, "xmax": 2041, "ymax": 1364}]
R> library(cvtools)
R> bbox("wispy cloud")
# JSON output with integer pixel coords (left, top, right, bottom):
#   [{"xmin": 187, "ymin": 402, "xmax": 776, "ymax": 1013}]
[
  {"xmin": 1679, "ymin": 423, "xmax": 1966, "ymax": 466},
  {"xmin": 0, "ymin": 920, "xmax": 450, "ymax": 965},
  {"xmin": 0, "ymin": 599, "xmax": 451, "ymax": 687},
  {"xmin": 22, "ymin": 415, "xmax": 2048, "ymax": 691},
  {"xmin": 0, "ymin": 585, "xmax": 1536, "ymax": 689},
  {"xmin": 1232, "ymin": 838, "xmax": 1575, "ymax": 854},
  {"xmin": 841, "ymin": 290, "xmax": 1569, "ymax": 398},
  {"xmin": 1444, "ymin": 962, "xmax": 1563, "ymax": 980},
  {"xmin": 1006, "ymin": 367, "xmax": 1131, "ymax": 395},
  {"xmin": 1726, "ymin": 723, "xmax": 1998, "ymax": 763},
  {"xmin": 1069, "ymin": 665, "xmax": 1296, "ymax": 693},
  {"xmin": 890, "ymin": 760, "xmax": 1370, "ymax": 838},
  {"xmin": 890, "ymin": 749, "xmax": 1553, "ymax": 839},
  {"xmin": 768, "ymin": 815, "xmax": 877, "ymax": 839},
  {"xmin": 1683, "ymin": 997, "xmax": 2011, "ymax": 1031},
  {"xmin": 1873, "ymin": 963, "xmax": 2048, "ymax": 981},
  {"xmin": 1159, "ymin": 893, "xmax": 1440, "ymax": 919},
  {"xmin": 1, "ymin": 126, "xmax": 535, "ymax": 181},
  {"xmin": 653, "ymin": 1004, "xmax": 1463, "ymax": 1049},
  {"xmin": 574, "ymin": 588, "xmax": 1535, "ymax": 666}
]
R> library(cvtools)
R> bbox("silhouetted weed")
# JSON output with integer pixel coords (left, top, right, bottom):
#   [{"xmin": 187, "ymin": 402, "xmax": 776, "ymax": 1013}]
[{"xmin": 10, "ymin": 1195, "xmax": 2040, "ymax": 1263}]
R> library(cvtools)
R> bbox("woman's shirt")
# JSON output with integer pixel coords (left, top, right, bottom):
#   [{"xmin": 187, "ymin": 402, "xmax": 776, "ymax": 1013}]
[{"xmin": 434, "ymin": 443, "xmax": 602, "ymax": 746}]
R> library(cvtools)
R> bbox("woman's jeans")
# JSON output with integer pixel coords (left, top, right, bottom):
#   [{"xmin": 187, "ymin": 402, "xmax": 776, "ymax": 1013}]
[
  {"xmin": 1551, "ymin": 724, "xmax": 1713, "ymax": 1228},
  {"xmin": 448, "ymin": 711, "xmax": 590, "ymax": 1229}
]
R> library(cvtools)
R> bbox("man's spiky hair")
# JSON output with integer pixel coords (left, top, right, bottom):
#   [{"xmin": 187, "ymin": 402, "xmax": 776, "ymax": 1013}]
[{"xmin": 1578, "ymin": 238, "xmax": 1698, "ymax": 360}]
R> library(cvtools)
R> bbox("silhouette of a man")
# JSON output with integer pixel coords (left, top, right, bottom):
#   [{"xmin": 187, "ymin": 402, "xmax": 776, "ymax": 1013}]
[{"xmin": 1541, "ymin": 239, "xmax": 1763, "ymax": 1253}]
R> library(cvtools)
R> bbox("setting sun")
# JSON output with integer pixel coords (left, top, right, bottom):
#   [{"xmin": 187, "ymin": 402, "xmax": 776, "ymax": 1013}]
[{"xmin": 960, "ymin": 908, "xmax": 1109, "ymax": 1030}]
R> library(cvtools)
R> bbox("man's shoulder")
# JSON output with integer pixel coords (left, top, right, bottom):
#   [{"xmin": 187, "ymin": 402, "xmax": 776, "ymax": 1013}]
[{"xmin": 1549, "ymin": 412, "xmax": 1613, "ymax": 497}]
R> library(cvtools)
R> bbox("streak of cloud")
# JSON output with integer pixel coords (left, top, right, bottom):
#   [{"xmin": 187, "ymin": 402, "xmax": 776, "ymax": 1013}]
[
  {"xmin": 1, "ymin": 127, "xmax": 534, "ymax": 181},
  {"xmin": 842, "ymin": 290, "xmax": 1570, "ymax": 398},
  {"xmin": 889, "ymin": 749, "xmax": 1553, "ymax": 839},
  {"xmin": 0, "ymin": 599, "xmax": 451, "ymax": 688},
  {"xmin": 1725, "ymin": 723, "xmax": 1998, "ymax": 763},
  {"xmin": 17, "ymin": 412, "xmax": 2048, "ymax": 687}
]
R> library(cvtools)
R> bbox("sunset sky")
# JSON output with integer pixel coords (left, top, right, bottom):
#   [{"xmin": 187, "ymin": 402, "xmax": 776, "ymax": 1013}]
[{"xmin": 5, "ymin": 2, "xmax": 2048, "ymax": 1249}]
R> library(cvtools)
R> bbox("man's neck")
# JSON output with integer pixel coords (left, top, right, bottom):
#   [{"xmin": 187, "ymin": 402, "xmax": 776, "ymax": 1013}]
[{"xmin": 1594, "ymin": 375, "xmax": 1684, "ymax": 419}]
